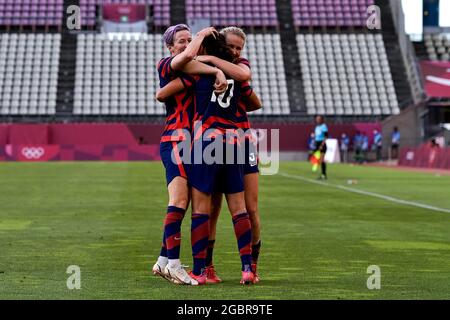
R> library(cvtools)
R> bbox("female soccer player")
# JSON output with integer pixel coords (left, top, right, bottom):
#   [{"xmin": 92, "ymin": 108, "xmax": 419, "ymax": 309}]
[
  {"xmin": 196, "ymin": 27, "xmax": 263, "ymax": 284},
  {"xmin": 157, "ymin": 34, "xmax": 261, "ymax": 284},
  {"xmin": 152, "ymin": 24, "xmax": 229, "ymax": 286}
]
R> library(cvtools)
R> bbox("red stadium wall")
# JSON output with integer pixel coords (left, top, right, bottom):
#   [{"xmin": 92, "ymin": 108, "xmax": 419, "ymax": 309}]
[
  {"xmin": 0, "ymin": 123, "xmax": 381, "ymax": 161},
  {"xmin": 9, "ymin": 124, "xmax": 49, "ymax": 144},
  {"xmin": 399, "ymin": 145, "xmax": 450, "ymax": 170},
  {"xmin": 49, "ymin": 123, "xmax": 163, "ymax": 145},
  {"xmin": 253, "ymin": 122, "xmax": 381, "ymax": 151},
  {"xmin": 0, "ymin": 124, "xmax": 8, "ymax": 145}
]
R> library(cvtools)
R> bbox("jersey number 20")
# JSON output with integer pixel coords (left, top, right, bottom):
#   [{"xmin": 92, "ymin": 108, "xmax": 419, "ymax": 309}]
[{"xmin": 211, "ymin": 79, "xmax": 234, "ymax": 108}]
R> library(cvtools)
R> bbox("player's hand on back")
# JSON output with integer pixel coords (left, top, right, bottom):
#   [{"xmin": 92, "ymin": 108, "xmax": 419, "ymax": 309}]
[
  {"xmin": 194, "ymin": 55, "xmax": 213, "ymax": 64},
  {"xmin": 196, "ymin": 27, "xmax": 218, "ymax": 39},
  {"xmin": 214, "ymin": 69, "xmax": 227, "ymax": 94}
]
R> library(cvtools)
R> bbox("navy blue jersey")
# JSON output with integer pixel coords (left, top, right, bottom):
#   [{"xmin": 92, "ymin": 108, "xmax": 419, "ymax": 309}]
[{"xmin": 192, "ymin": 75, "xmax": 249, "ymax": 142}]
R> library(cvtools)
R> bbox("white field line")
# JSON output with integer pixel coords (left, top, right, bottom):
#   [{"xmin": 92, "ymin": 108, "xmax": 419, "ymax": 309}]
[{"xmin": 279, "ymin": 172, "xmax": 450, "ymax": 214}]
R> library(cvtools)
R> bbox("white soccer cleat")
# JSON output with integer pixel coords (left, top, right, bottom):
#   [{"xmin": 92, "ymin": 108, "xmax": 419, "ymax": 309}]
[
  {"xmin": 152, "ymin": 260, "xmax": 175, "ymax": 283},
  {"xmin": 164, "ymin": 264, "xmax": 199, "ymax": 286},
  {"xmin": 152, "ymin": 261, "xmax": 166, "ymax": 276}
]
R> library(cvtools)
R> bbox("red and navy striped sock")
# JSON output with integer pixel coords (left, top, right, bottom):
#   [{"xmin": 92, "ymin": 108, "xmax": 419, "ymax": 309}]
[
  {"xmin": 191, "ymin": 213, "xmax": 210, "ymax": 275},
  {"xmin": 232, "ymin": 212, "xmax": 253, "ymax": 271},
  {"xmin": 251, "ymin": 240, "xmax": 261, "ymax": 264},
  {"xmin": 205, "ymin": 239, "xmax": 215, "ymax": 267},
  {"xmin": 159, "ymin": 233, "xmax": 167, "ymax": 258},
  {"xmin": 164, "ymin": 206, "xmax": 186, "ymax": 260}
]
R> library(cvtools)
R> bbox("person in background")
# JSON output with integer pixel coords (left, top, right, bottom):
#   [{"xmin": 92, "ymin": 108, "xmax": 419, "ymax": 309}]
[
  {"xmin": 391, "ymin": 127, "xmax": 400, "ymax": 160},
  {"xmin": 353, "ymin": 131, "xmax": 363, "ymax": 163},
  {"xmin": 340, "ymin": 133, "xmax": 350, "ymax": 163},
  {"xmin": 373, "ymin": 130, "xmax": 382, "ymax": 161},
  {"xmin": 314, "ymin": 115, "xmax": 328, "ymax": 180},
  {"xmin": 361, "ymin": 132, "xmax": 369, "ymax": 163},
  {"xmin": 430, "ymin": 138, "xmax": 440, "ymax": 149},
  {"xmin": 428, "ymin": 138, "xmax": 440, "ymax": 167}
]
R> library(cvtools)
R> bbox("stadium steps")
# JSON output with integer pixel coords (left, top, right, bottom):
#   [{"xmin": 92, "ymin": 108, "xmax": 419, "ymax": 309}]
[
  {"xmin": 170, "ymin": 0, "xmax": 186, "ymax": 25},
  {"xmin": 275, "ymin": 0, "xmax": 306, "ymax": 115},
  {"xmin": 55, "ymin": 1, "xmax": 80, "ymax": 115},
  {"xmin": 377, "ymin": 0, "xmax": 413, "ymax": 109},
  {"xmin": 56, "ymin": 32, "xmax": 77, "ymax": 116}
]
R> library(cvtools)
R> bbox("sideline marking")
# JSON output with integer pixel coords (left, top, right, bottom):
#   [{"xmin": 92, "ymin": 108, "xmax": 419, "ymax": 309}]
[{"xmin": 279, "ymin": 172, "xmax": 450, "ymax": 214}]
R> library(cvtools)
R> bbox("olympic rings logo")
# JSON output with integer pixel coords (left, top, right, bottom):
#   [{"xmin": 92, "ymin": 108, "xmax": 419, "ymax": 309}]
[{"xmin": 21, "ymin": 147, "xmax": 45, "ymax": 159}]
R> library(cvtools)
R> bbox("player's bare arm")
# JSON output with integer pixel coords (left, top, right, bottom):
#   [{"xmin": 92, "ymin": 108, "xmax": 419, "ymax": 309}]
[
  {"xmin": 181, "ymin": 61, "xmax": 228, "ymax": 93},
  {"xmin": 161, "ymin": 58, "xmax": 228, "ymax": 93},
  {"xmin": 156, "ymin": 68, "xmax": 227, "ymax": 102},
  {"xmin": 243, "ymin": 92, "xmax": 262, "ymax": 112},
  {"xmin": 195, "ymin": 55, "xmax": 251, "ymax": 82},
  {"xmin": 156, "ymin": 78, "xmax": 184, "ymax": 102},
  {"xmin": 181, "ymin": 61, "xmax": 228, "ymax": 92},
  {"xmin": 170, "ymin": 27, "xmax": 218, "ymax": 71}
]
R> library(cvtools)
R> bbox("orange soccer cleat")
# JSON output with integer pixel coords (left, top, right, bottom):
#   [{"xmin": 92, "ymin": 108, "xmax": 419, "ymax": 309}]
[
  {"xmin": 205, "ymin": 265, "xmax": 223, "ymax": 284},
  {"xmin": 251, "ymin": 263, "xmax": 260, "ymax": 283}
]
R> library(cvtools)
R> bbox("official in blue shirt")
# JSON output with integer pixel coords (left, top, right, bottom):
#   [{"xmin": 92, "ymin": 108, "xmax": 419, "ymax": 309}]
[
  {"xmin": 314, "ymin": 115, "xmax": 328, "ymax": 179},
  {"xmin": 340, "ymin": 133, "xmax": 350, "ymax": 163},
  {"xmin": 353, "ymin": 131, "xmax": 363, "ymax": 163},
  {"xmin": 361, "ymin": 133, "xmax": 369, "ymax": 163},
  {"xmin": 391, "ymin": 127, "xmax": 400, "ymax": 159},
  {"xmin": 373, "ymin": 130, "xmax": 382, "ymax": 161}
]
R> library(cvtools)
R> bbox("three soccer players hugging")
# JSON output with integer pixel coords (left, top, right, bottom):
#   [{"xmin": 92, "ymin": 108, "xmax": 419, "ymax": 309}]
[{"xmin": 151, "ymin": 24, "xmax": 262, "ymax": 285}]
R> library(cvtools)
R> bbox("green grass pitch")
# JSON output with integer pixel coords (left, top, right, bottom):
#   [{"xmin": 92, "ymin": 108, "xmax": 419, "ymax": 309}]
[{"xmin": 1, "ymin": 161, "xmax": 450, "ymax": 299}]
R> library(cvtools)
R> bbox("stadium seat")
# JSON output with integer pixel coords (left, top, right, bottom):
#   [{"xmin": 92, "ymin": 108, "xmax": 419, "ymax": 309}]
[
  {"xmin": 0, "ymin": 0, "xmax": 64, "ymax": 27},
  {"xmin": 186, "ymin": 0, "xmax": 278, "ymax": 27},
  {"xmin": 291, "ymin": 0, "xmax": 374, "ymax": 27},
  {"xmin": 0, "ymin": 34, "xmax": 60, "ymax": 116},
  {"xmin": 74, "ymin": 33, "xmax": 166, "ymax": 115},
  {"xmin": 73, "ymin": 32, "xmax": 289, "ymax": 116},
  {"xmin": 297, "ymin": 33, "xmax": 399, "ymax": 116},
  {"xmin": 424, "ymin": 33, "xmax": 450, "ymax": 61},
  {"xmin": 243, "ymin": 34, "xmax": 289, "ymax": 115}
]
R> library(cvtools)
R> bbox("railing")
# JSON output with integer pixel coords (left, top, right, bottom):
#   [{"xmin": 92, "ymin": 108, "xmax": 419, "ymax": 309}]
[{"xmin": 389, "ymin": 0, "xmax": 426, "ymax": 105}]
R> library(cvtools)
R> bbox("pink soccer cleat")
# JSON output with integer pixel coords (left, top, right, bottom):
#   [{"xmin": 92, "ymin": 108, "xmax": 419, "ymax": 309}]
[
  {"xmin": 205, "ymin": 265, "xmax": 223, "ymax": 284},
  {"xmin": 240, "ymin": 271, "xmax": 255, "ymax": 285},
  {"xmin": 188, "ymin": 270, "xmax": 207, "ymax": 285},
  {"xmin": 251, "ymin": 263, "xmax": 260, "ymax": 283}
]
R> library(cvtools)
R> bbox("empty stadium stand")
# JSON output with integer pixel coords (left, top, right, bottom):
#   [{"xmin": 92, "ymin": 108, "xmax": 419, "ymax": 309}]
[
  {"xmin": 74, "ymin": 33, "xmax": 165, "ymax": 115},
  {"xmin": 243, "ymin": 34, "xmax": 290, "ymax": 115},
  {"xmin": 73, "ymin": 33, "xmax": 288, "ymax": 115},
  {"xmin": 423, "ymin": 33, "xmax": 450, "ymax": 61},
  {"xmin": 0, "ymin": 0, "xmax": 425, "ymax": 121},
  {"xmin": 291, "ymin": 0, "xmax": 374, "ymax": 27},
  {"xmin": 298, "ymin": 33, "xmax": 398, "ymax": 116},
  {"xmin": 0, "ymin": 0, "xmax": 64, "ymax": 27},
  {"xmin": 186, "ymin": 0, "xmax": 278, "ymax": 27},
  {"xmin": 0, "ymin": 34, "xmax": 60, "ymax": 115}
]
